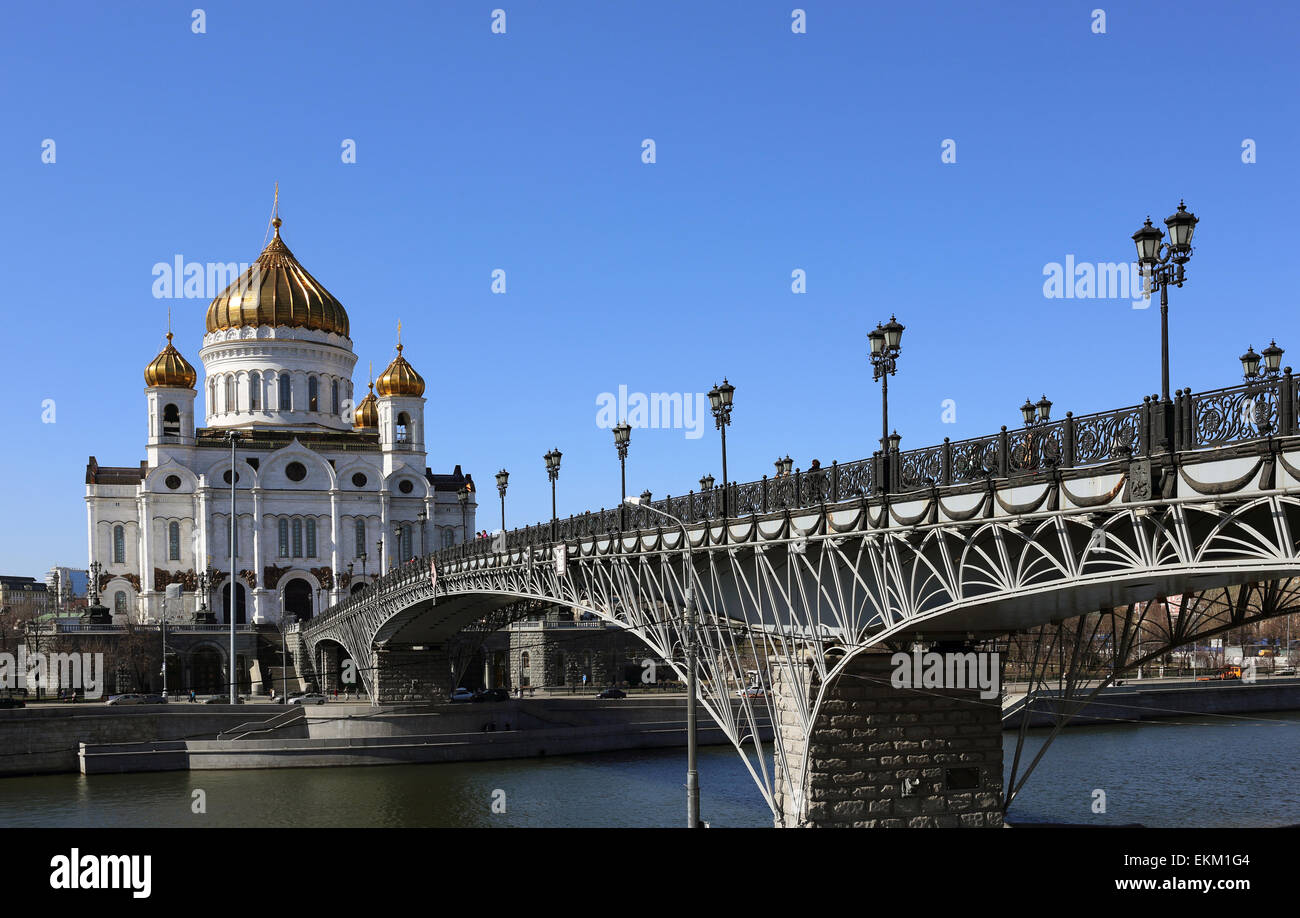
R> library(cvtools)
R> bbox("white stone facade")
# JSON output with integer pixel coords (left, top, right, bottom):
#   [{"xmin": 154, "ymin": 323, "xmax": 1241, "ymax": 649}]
[{"xmin": 87, "ymin": 243, "xmax": 474, "ymax": 627}]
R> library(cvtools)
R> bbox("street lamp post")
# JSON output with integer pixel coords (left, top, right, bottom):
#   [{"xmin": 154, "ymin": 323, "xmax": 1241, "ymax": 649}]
[
  {"xmin": 1132, "ymin": 202, "xmax": 1199, "ymax": 448},
  {"xmin": 625, "ymin": 494, "xmax": 701, "ymax": 828},
  {"xmin": 417, "ymin": 509, "xmax": 428, "ymax": 557},
  {"xmin": 495, "ymin": 469, "xmax": 509, "ymax": 534},
  {"xmin": 87, "ymin": 561, "xmax": 101, "ymax": 607},
  {"xmin": 544, "ymin": 449, "xmax": 562, "ymax": 540},
  {"xmin": 376, "ymin": 538, "xmax": 384, "ymax": 572},
  {"xmin": 1019, "ymin": 395, "xmax": 1054, "ymax": 468},
  {"xmin": 868, "ymin": 317, "xmax": 904, "ymax": 490},
  {"xmin": 195, "ymin": 563, "xmax": 217, "ymax": 624},
  {"xmin": 613, "ymin": 422, "xmax": 631, "ymax": 529},
  {"xmin": 1240, "ymin": 341, "xmax": 1286, "ymax": 435},
  {"xmin": 358, "ymin": 551, "xmax": 367, "ymax": 588},
  {"xmin": 228, "ymin": 431, "xmax": 239, "ymax": 704},
  {"xmin": 707, "ymin": 380, "xmax": 735, "ymax": 517},
  {"xmin": 457, "ymin": 485, "xmax": 469, "ymax": 543}
]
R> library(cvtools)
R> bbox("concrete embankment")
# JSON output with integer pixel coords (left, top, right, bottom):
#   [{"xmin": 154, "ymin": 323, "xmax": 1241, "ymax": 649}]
[
  {"xmin": 1002, "ymin": 677, "xmax": 1300, "ymax": 729},
  {"xmin": 0, "ymin": 704, "xmax": 303, "ymax": 776},
  {"xmin": 0, "ymin": 697, "xmax": 772, "ymax": 776}
]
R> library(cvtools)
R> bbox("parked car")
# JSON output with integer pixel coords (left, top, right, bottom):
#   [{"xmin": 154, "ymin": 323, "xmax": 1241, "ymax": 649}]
[
  {"xmin": 449, "ymin": 687, "xmax": 474, "ymax": 703},
  {"xmin": 0, "ymin": 696, "xmax": 26, "ymax": 709},
  {"xmin": 202, "ymin": 695, "xmax": 244, "ymax": 704},
  {"xmin": 288, "ymin": 693, "xmax": 327, "ymax": 705},
  {"xmin": 1275, "ymin": 666, "xmax": 1296, "ymax": 676},
  {"xmin": 596, "ymin": 687, "xmax": 626, "ymax": 699},
  {"xmin": 735, "ymin": 686, "xmax": 766, "ymax": 698},
  {"xmin": 105, "ymin": 694, "xmax": 146, "ymax": 706},
  {"xmin": 472, "ymin": 688, "xmax": 510, "ymax": 703},
  {"xmin": 141, "ymin": 694, "xmax": 167, "ymax": 704}
]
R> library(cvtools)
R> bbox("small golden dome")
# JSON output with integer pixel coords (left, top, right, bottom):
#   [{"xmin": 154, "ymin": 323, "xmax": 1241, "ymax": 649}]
[
  {"xmin": 353, "ymin": 381, "xmax": 379, "ymax": 428},
  {"xmin": 205, "ymin": 216, "xmax": 350, "ymax": 337},
  {"xmin": 144, "ymin": 332, "xmax": 197, "ymax": 389},
  {"xmin": 375, "ymin": 342, "xmax": 425, "ymax": 397}
]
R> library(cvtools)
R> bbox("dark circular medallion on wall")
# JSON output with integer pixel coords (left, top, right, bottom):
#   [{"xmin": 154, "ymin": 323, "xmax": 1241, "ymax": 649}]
[
  {"xmin": 398, "ymin": 479, "xmax": 414, "ymax": 494},
  {"xmin": 165, "ymin": 475, "xmax": 182, "ymax": 490},
  {"xmin": 286, "ymin": 462, "xmax": 307, "ymax": 482},
  {"xmin": 352, "ymin": 472, "xmax": 368, "ymax": 488},
  {"xmin": 222, "ymin": 470, "xmax": 240, "ymax": 484}
]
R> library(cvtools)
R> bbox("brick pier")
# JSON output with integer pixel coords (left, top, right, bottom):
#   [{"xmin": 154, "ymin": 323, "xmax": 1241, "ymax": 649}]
[
  {"xmin": 772, "ymin": 649, "xmax": 1003, "ymax": 828},
  {"xmin": 374, "ymin": 644, "xmax": 452, "ymax": 704}
]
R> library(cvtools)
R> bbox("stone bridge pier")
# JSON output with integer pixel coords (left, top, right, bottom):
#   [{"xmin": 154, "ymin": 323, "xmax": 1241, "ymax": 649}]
[
  {"xmin": 772, "ymin": 649, "xmax": 1004, "ymax": 828},
  {"xmin": 373, "ymin": 644, "xmax": 453, "ymax": 704},
  {"xmin": 317, "ymin": 643, "xmax": 343, "ymax": 692}
]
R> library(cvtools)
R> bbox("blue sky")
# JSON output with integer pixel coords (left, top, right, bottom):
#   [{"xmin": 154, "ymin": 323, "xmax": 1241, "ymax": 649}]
[{"xmin": 1, "ymin": 0, "xmax": 1297, "ymax": 575}]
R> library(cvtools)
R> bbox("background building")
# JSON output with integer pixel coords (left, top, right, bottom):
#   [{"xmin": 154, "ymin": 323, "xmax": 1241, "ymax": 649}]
[{"xmin": 85, "ymin": 210, "xmax": 476, "ymax": 627}]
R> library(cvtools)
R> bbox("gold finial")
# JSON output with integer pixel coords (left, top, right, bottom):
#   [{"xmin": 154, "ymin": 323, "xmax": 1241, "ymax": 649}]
[
  {"xmin": 272, "ymin": 182, "xmax": 281, "ymax": 232},
  {"xmin": 368, "ymin": 361, "xmax": 373, "ymax": 386},
  {"xmin": 166, "ymin": 307, "xmax": 173, "ymax": 343},
  {"xmin": 396, "ymin": 320, "xmax": 403, "ymax": 354}
]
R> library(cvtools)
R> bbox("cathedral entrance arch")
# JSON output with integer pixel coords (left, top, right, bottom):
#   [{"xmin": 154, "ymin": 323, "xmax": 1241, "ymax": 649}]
[
  {"xmin": 222, "ymin": 582, "xmax": 247, "ymax": 625},
  {"xmin": 284, "ymin": 578, "xmax": 313, "ymax": 622}
]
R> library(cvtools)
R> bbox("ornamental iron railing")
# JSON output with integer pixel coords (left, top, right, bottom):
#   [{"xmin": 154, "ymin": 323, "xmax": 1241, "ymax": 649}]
[{"xmin": 310, "ymin": 372, "xmax": 1299, "ymax": 630}]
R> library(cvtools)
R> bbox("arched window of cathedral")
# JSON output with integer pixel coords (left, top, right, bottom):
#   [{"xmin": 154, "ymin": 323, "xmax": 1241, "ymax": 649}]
[
  {"xmin": 228, "ymin": 517, "xmax": 239, "ymax": 557},
  {"xmin": 225, "ymin": 375, "xmax": 237, "ymax": 414},
  {"xmin": 331, "ymin": 379, "xmax": 339, "ymax": 415},
  {"xmin": 279, "ymin": 373, "xmax": 291, "ymax": 411},
  {"xmin": 278, "ymin": 519, "xmax": 289, "ymax": 558},
  {"xmin": 292, "ymin": 519, "xmax": 303, "ymax": 558},
  {"xmin": 306, "ymin": 519, "xmax": 317, "ymax": 558},
  {"xmin": 249, "ymin": 372, "xmax": 261, "ymax": 411},
  {"xmin": 355, "ymin": 520, "xmax": 366, "ymax": 557},
  {"xmin": 113, "ymin": 525, "xmax": 126, "ymax": 564},
  {"xmin": 169, "ymin": 521, "xmax": 181, "ymax": 561},
  {"xmin": 397, "ymin": 412, "xmax": 411, "ymax": 444},
  {"xmin": 441, "ymin": 527, "xmax": 454, "ymax": 550},
  {"xmin": 308, "ymin": 376, "xmax": 319, "ymax": 412},
  {"xmin": 114, "ymin": 591, "xmax": 127, "ymax": 615},
  {"xmin": 521, "ymin": 651, "xmax": 531, "ymax": 687},
  {"xmin": 162, "ymin": 403, "xmax": 180, "ymax": 436},
  {"xmin": 209, "ymin": 379, "xmax": 216, "ymax": 416}
]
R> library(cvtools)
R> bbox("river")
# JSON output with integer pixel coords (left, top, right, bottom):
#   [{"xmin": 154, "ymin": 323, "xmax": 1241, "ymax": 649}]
[{"xmin": 1, "ymin": 712, "xmax": 1296, "ymax": 827}]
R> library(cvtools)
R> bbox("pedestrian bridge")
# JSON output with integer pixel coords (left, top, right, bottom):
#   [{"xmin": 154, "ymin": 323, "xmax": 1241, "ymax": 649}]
[{"xmin": 297, "ymin": 372, "xmax": 1300, "ymax": 824}]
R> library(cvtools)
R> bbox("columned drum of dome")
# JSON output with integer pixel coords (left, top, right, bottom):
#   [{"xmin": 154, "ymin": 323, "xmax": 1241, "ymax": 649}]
[{"xmin": 199, "ymin": 213, "xmax": 358, "ymax": 432}]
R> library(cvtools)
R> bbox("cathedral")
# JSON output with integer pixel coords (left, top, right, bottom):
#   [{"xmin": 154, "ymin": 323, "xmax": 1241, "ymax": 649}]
[{"xmin": 85, "ymin": 209, "xmax": 476, "ymax": 626}]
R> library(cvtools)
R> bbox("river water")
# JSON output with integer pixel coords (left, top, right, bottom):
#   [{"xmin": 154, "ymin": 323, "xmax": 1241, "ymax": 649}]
[{"xmin": 1, "ymin": 712, "xmax": 1296, "ymax": 827}]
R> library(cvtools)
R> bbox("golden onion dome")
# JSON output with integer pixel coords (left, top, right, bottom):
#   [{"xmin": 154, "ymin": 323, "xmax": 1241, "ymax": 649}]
[
  {"xmin": 205, "ymin": 216, "xmax": 349, "ymax": 337},
  {"xmin": 144, "ymin": 332, "xmax": 197, "ymax": 389},
  {"xmin": 375, "ymin": 342, "xmax": 425, "ymax": 397},
  {"xmin": 353, "ymin": 381, "xmax": 379, "ymax": 429}
]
